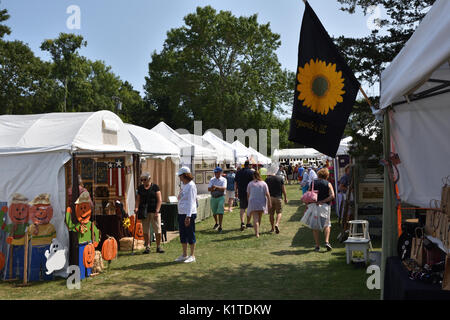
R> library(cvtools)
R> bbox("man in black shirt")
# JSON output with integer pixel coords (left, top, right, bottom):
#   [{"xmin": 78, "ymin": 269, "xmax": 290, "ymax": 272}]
[
  {"xmin": 265, "ymin": 167, "xmax": 288, "ymax": 234},
  {"xmin": 234, "ymin": 161, "xmax": 254, "ymax": 231},
  {"xmin": 134, "ymin": 172, "xmax": 164, "ymax": 254}
]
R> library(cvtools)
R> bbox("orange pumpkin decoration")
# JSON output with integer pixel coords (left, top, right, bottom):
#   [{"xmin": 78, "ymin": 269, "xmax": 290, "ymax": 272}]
[
  {"xmin": 101, "ymin": 237, "xmax": 118, "ymax": 261},
  {"xmin": 83, "ymin": 243, "xmax": 95, "ymax": 268},
  {"xmin": 128, "ymin": 215, "xmax": 144, "ymax": 240},
  {"xmin": 0, "ymin": 252, "xmax": 5, "ymax": 271}
]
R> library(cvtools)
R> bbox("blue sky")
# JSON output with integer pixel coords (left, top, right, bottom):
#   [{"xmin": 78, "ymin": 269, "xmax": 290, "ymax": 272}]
[{"xmin": 2, "ymin": 0, "xmax": 379, "ymax": 98}]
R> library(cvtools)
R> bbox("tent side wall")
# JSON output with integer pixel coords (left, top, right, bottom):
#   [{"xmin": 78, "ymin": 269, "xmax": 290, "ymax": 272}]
[
  {"xmin": 0, "ymin": 151, "xmax": 71, "ymax": 278},
  {"xmin": 141, "ymin": 157, "xmax": 180, "ymax": 202}
]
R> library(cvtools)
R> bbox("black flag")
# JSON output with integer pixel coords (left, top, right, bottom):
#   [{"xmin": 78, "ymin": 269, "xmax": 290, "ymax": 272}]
[{"xmin": 288, "ymin": 2, "xmax": 360, "ymax": 157}]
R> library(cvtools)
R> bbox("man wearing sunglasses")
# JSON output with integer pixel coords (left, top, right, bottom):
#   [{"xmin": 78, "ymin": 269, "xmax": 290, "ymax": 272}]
[{"xmin": 134, "ymin": 172, "xmax": 164, "ymax": 254}]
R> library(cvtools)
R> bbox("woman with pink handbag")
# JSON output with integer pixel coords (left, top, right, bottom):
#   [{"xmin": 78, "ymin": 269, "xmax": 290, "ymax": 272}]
[{"xmin": 306, "ymin": 168, "xmax": 335, "ymax": 252}]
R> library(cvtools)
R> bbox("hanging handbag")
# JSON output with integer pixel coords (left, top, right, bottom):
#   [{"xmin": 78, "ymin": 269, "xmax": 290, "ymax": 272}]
[
  {"xmin": 410, "ymin": 227, "xmax": 425, "ymax": 266},
  {"xmin": 439, "ymin": 214, "xmax": 449, "ymax": 244},
  {"xmin": 301, "ymin": 179, "xmax": 318, "ymax": 204},
  {"xmin": 425, "ymin": 200, "xmax": 441, "ymax": 237},
  {"xmin": 443, "ymin": 255, "xmax": 450, "ymax": 290},
  {"xmin": 441, "ymin": 176, "xmax": 450, "ymax": 217},
  {"xmin": 425, "ymin": 244, "xmax": 444, "ymax": 266}
]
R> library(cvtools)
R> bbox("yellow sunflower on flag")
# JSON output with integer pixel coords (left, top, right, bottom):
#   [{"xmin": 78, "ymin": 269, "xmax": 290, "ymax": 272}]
[{"xmin": 297, "ymin": 58, "xmax": 345, "ymax": 115}]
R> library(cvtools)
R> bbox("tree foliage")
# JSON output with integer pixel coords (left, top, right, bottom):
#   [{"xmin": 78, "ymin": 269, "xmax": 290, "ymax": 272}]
[
  {"xmin": 0, "ymin": 8, "xmax": 142, "ymax": 120},
  {"xmin": 144, "ymin": 6, "xmax": 295, "ymax": 148}
]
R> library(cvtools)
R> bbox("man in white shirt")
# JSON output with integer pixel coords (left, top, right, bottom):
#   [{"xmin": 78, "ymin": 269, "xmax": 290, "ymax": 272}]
[{"xmin": 208, "ymin": 167, "xmax": 227, "ymax": 233}]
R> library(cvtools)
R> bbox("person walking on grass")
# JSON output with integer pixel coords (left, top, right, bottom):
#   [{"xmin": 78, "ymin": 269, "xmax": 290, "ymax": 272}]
[
  {"xmin": 234, "ymin": 160, "xmax": 254, "ymax": 231},
  {"xmin": 135, "ymin": 172, "xmax": 164, "ymax": 254},
  {"xmin": 225, "ymin": 166, "xmax": 236, "ymax": 213},
  {"xmin": 247, "ymin": 171, "xmax": 272, "ymax": 238},
  {"xmin": 208, "ymin": 166, "xmax": 227, "ymax": 233},
  {"xmin": 174, "ymin": 167, "xmax": 197, "ymax": 263},
  {"xmin": 309, "ymin": 168, "xmax": 335, "ymax": 252},
  {"xmin": 265, "ymin": 166, "xmax": 288, "ymax": 234}
]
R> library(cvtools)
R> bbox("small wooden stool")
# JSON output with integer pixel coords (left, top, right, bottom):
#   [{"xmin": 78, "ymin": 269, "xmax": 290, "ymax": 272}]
[
  {"xmin": 344, "ymin": 238, "xmax": 371, "ymax": 264},
  {"xmin": 348, "ymin": 220, "xmax": 372, "ymax": 250}
]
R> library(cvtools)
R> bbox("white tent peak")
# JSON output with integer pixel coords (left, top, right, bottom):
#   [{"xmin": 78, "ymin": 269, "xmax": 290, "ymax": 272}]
[
  {"xmin": 0, "ymin": 110, "xmax": 138, "ymax": 155},
  {"xmin": 126, "ymin": 123, "xmax": 180, "ymax": 157}
]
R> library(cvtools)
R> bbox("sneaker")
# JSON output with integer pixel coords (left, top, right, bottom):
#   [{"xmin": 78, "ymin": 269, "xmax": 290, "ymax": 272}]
[
  {"xmin": 246, "ymin": 223, "xmax": 253, "ymax": 228},
  {"xmin": 325, "ymin": 243, "xmax": 332, "ymax": 251},
  {"xmin": 275, "ymin": 225, "xmax": 280, "ymax": 234},
  {"xmin": 156, "ymin": 247, "xmax": 165, "ymax": 253},
  {"xmin": 213, "ymin": 223, "xmax": 219, "ymax": 230},
  {"xmin": 184, "ymin": 256, "xmax": 196, "ymax": 263},
  {"xmin": 314, "ymin": 246, "xmax": 320, "ymax": 252},
  {"xmin": 143, "ymin": 247, "xmax": 150, "ymax": 254},
  {"xmin": 240, "ymin": 223, "xmax": 245, "ymax": 231},
  {"xmin": 175, "ymin": 255, "xmax": 188, "ymax": 262},
  {"xmin": 218, "ymin": 227, "xmax": 223, "ymax": 233}
]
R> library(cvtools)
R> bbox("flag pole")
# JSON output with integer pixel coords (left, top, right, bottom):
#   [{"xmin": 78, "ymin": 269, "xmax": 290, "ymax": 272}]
[{"xmin": 359, "ymin": 86, "xmax": 372, "ymax": 106}]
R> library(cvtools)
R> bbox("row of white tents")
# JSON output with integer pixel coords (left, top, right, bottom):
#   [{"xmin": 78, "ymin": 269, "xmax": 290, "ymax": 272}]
[{"xmin": 0, "ymin": 111, "xmax": 274, "ymax": 277}]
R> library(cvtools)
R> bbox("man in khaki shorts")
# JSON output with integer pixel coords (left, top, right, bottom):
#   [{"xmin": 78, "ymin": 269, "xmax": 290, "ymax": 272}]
[
  {"xmin": 135, "ymin": 172, "xmax": 164, "ymax": 254},
  {"xmin": 264, "ymin": 166, "xmax": 288, "ymax": 234}
]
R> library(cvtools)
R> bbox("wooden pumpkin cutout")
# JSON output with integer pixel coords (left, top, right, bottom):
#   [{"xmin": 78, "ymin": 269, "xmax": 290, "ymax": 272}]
[
  {"xmin": 0, "ymin": 252, "xmax": 5, "ymax": 271},
  {"xmin": 101, "ymin": 237, "xmax": 118, "ymax": 261},
  {"xmin": 129, "ymin": 215, "xmax": 144, "ymax": 240},
  {"xmin": 83, "ymin": 243, "xmax": 95, "ymax": 268}
]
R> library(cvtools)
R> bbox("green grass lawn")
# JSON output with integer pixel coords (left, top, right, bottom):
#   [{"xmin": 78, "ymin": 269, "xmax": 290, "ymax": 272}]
[{"xmin": 0, "ymin": 184, "xmax": 381, "ymax": 300}]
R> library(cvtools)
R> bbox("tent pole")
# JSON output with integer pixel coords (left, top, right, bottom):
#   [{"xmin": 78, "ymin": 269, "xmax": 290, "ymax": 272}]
[
  {"xmin": 380, "ymin": 110, "xmax": 398, "ymax": 299},
  {"xmin": 359, "ymin": 86, "xmax": 372, "ymax": 106}
]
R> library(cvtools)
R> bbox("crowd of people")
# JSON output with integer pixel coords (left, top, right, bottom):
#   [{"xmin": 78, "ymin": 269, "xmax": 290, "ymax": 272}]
[{"xmin": 135, "ymin": 160, "xmax": 350, "ymax": 263}]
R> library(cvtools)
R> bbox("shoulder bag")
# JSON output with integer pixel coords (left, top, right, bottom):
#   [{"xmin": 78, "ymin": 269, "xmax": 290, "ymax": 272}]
[{"xmin": 301, "ymin": 179, "xmax": 318, "ymax": 204}]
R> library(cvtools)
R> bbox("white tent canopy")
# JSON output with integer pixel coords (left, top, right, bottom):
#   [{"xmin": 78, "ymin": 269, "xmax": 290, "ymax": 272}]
[
  {"xmin": 0, "ymin": 111, "xmax": 139, "ymax": 277},
  {"xmin": 151, "ymin": 122, "xmax": 217, "ymax": 167},
  {"xmin": 247, "ymin": 146, "xmax": 272, "ymax": 165},
  {"xmin": 202, "ymin": 131, "xmax": 236, "ymax": 164},
  {"xmin": 376, "ymin": 0, "xmax": 450, "ymax": 208},
  {"xmin": 126, "ymin": 123, "xmax": 180, "ymax": 158},
  {"xmin": 378, "ymin": 0, "xmax": 450, "ymax": 110},
  {"xmin": 273, "ymin": 148, "xmax": 323, "ymax": 160},
  {"xmin": 231, "ymin": 140, "xmax": 258, "ymax": 164},
  {"xmin": 180, "ymin": 133, "xmax": 233, "ymax": 163},
  {"xmin": 0, "ymin": 111, "xmax": 139, "ymax": 155},
  {"xmin": 336, "ymin": 136, "xmax": 353, "ymax": 156}
]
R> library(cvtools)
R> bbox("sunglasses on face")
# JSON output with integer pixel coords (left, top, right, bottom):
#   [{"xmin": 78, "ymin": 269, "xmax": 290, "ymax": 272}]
[{"xmin": 141, "ymin": 178, "xmax": 149, "ymax": 182}]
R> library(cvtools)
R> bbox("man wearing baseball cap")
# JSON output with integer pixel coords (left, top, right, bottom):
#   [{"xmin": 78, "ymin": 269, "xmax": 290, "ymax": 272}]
[{"xmin": 208, "ymin": 166, "xmax": 227, "ymax": 233}]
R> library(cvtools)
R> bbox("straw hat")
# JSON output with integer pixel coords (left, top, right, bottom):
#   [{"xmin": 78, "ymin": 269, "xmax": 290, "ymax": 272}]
[
  {"xmin": 10, "ymin": 193, "xmax": 28, "ymax": 204},
  {"xmin": 29, "ymin": 193, "xmax": 51, "ymax": 206},
  {"xmin": 75, "ymin": 191, "xmax": 91, "ymax": 204}
]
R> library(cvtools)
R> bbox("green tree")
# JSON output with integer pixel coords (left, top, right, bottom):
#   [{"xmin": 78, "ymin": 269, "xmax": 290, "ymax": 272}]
[
  {"xmin": 0, "ymin": 7, "xmax": 11, "ymax": 39},
  {"xmin": 0, "ymin": 7, "xmax": 60, "ymax": 114},
  {"xmin": 40, "ymin": 33, "xmax": 87, "ymax": 112},
  {"xmin": 144, "ymin": 6, "xmax": 295, "ymax": 150}
]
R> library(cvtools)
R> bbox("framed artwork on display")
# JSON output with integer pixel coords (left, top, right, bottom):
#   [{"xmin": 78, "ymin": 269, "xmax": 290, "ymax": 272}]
[
  {"xmin": 359, "ymin": 182, "xmax": 384, "ymax": 203},
  {"xmin": 80, "ymin": 158, "xmax": 94, "ymax": 180},
  {"xmin": 195, "ymin": 172, "xmax": 204, "ymax": 184},
  {"xmin": 96, "ymin": 162, "xmax": 108, "ymax": 183},
  {"xmin": 205, "ymin": 171, "xmax": 214, "ymax": 182}
]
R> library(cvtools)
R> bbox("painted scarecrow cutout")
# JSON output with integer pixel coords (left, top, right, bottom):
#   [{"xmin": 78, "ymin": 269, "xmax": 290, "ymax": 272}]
[
  {"xmin": 0, "ymin": 204, "xmax": 7, "ymax": 275},
  {"xmin": 27, "ymin": 193, "xmax": 56, "ymax": 281},
  {"xmin": 65, "ymin": 191, "xmax": 99, "ymax": 280},
  {"xmin": 2, "ymin": 193, "xmax": 30, "ymax": 280}
]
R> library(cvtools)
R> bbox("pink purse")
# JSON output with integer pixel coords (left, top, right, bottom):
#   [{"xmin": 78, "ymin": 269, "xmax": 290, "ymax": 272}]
[{"xmin": 301, "ymin": 179, "xmax": 318, "ymax": 204}]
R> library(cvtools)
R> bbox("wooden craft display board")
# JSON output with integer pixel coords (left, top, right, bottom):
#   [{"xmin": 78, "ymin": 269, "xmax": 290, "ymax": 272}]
[{"xmin": 65, "ymin": 157, "xmax": 132, "ymax": 215}]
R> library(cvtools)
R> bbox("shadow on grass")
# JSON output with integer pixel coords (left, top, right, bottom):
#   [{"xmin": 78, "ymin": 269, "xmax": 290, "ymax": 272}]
[
  {"xmin": 113, "ymin": 260, "xmax": 177, "ymax": 271},
  {"xmin": 78, "ymin": 259, "xmax": 377, "ymax": 300},
  {"xmin": 271, "ymin": 249, "xmax": 312, "ymax": 256},
  {"xmin": 209, "ymin": 233, "xmax": 255, "ymax": 242}
]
